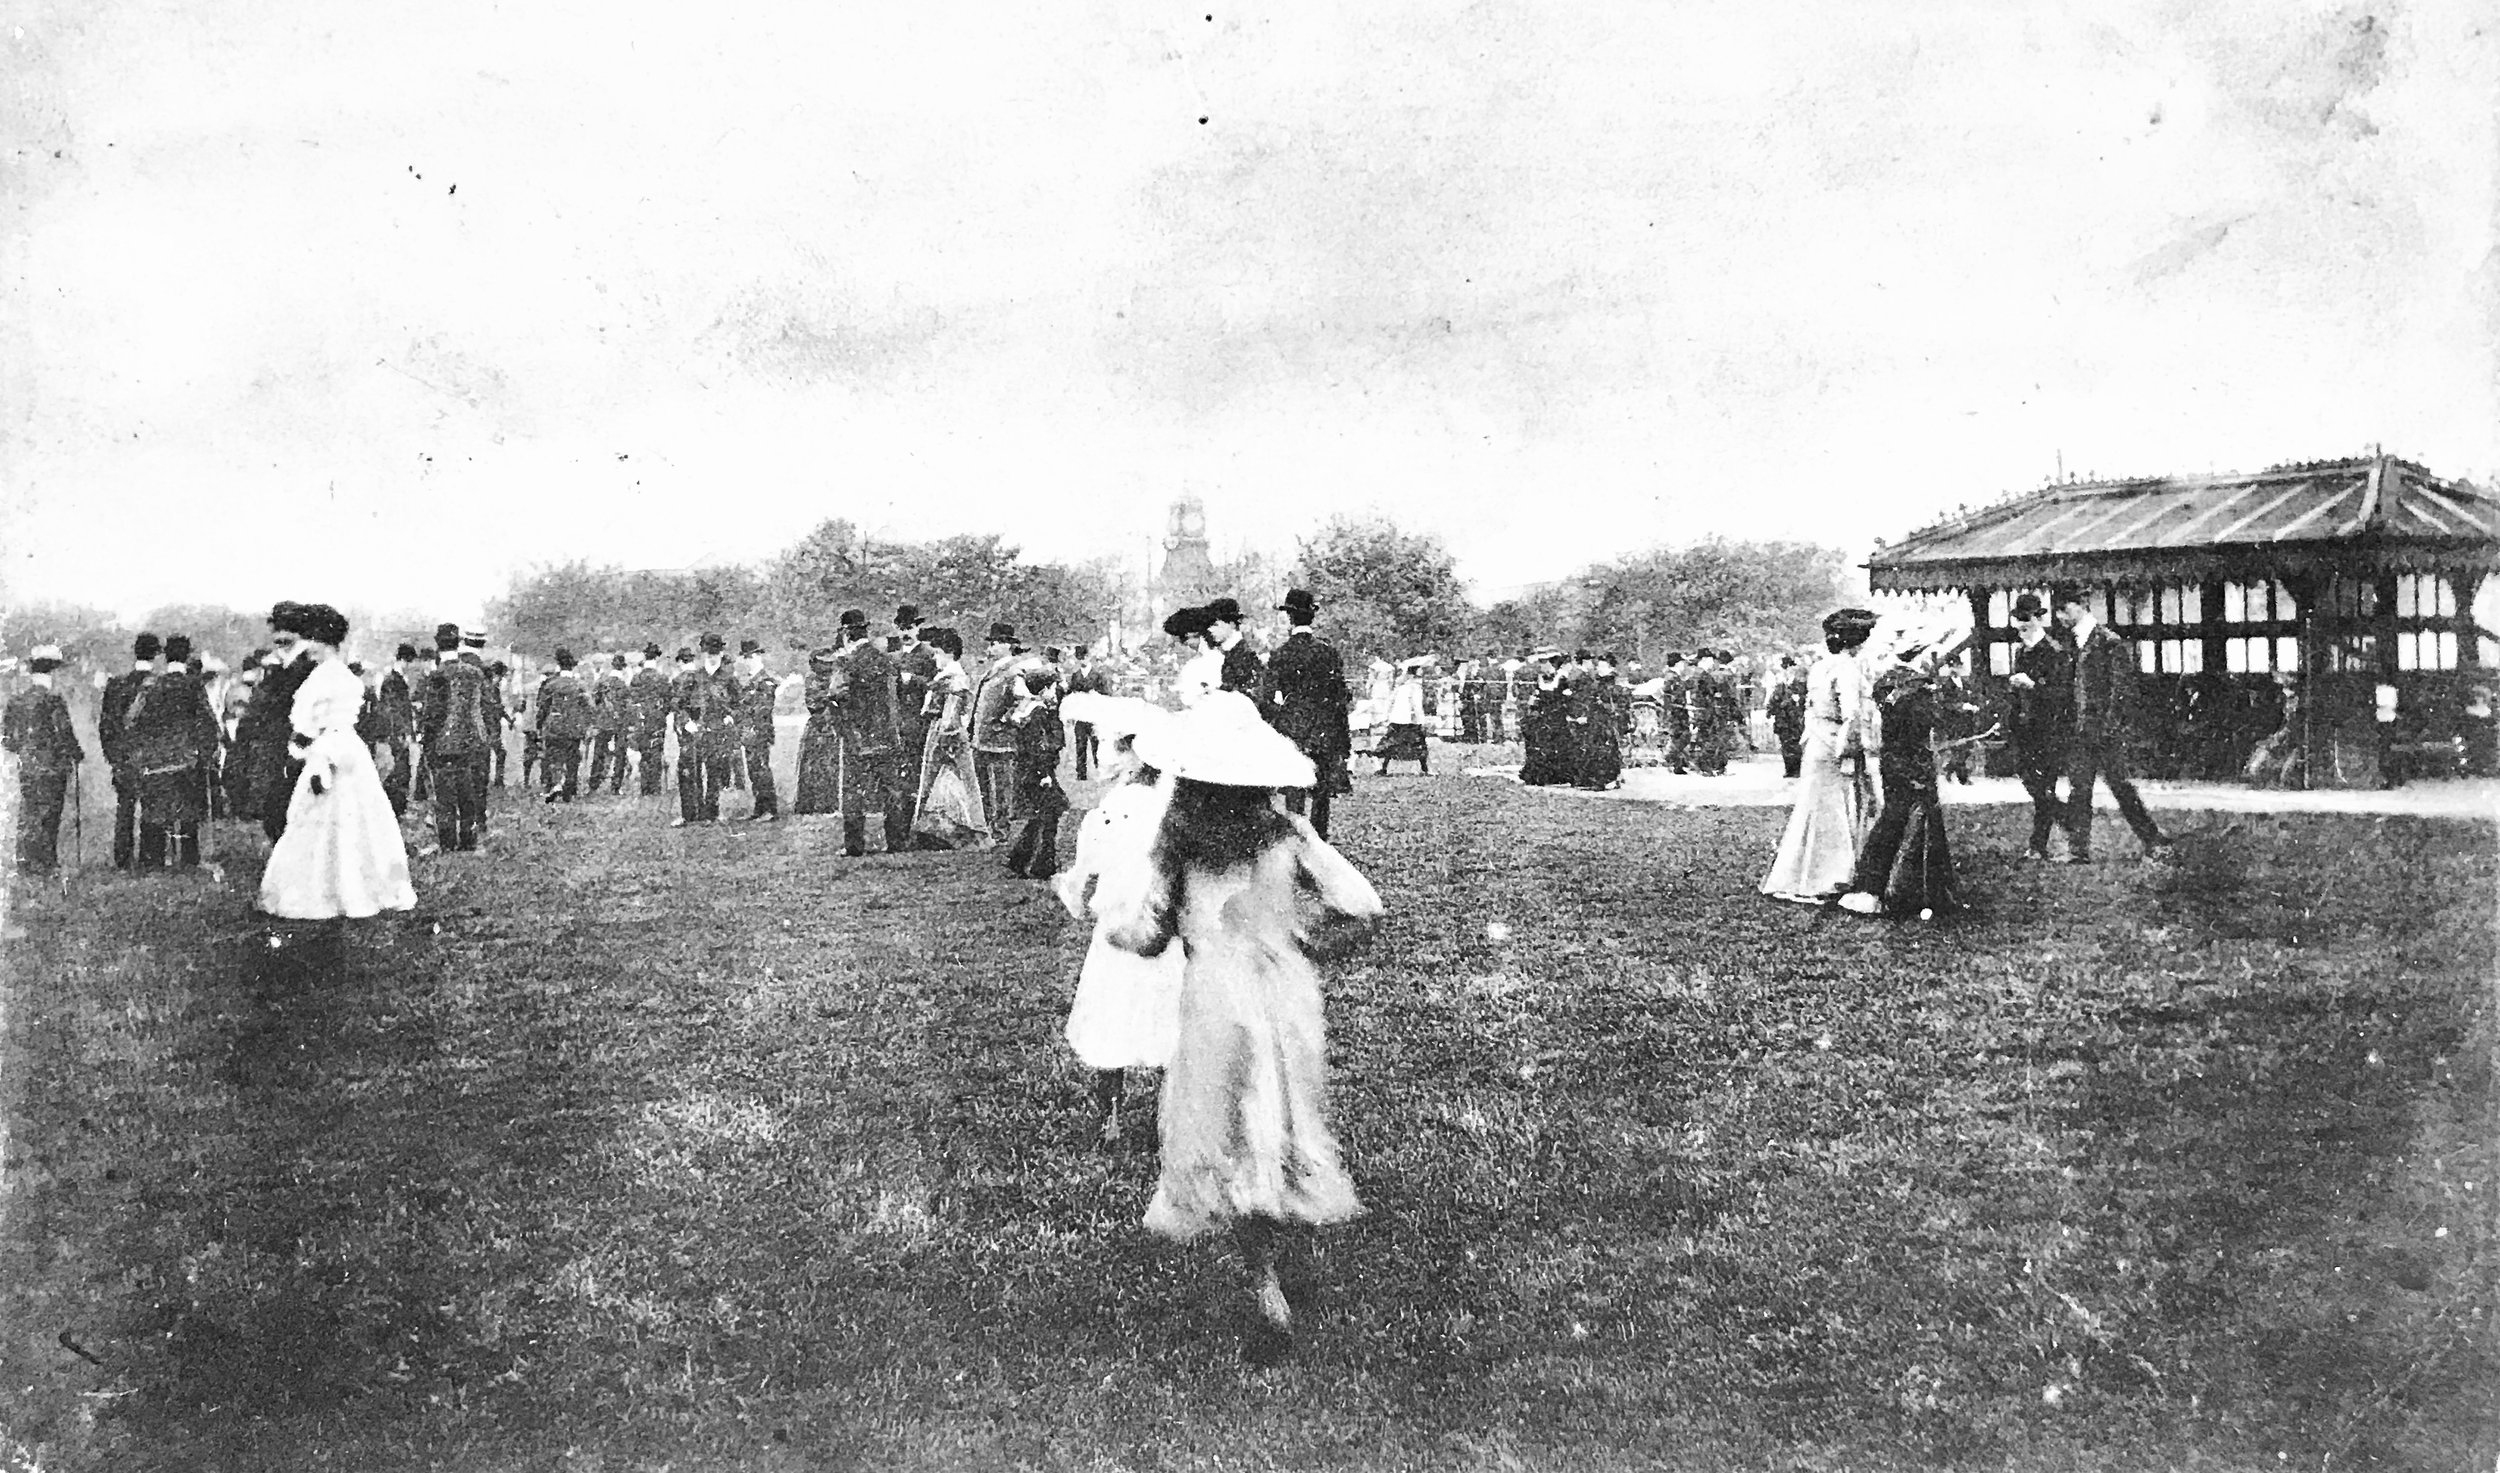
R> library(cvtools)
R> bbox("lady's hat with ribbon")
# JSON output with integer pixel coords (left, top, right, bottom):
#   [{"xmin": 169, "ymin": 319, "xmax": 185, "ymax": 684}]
[{"xmin": 1133, "ymin": 690, "xmax": 1315, "ymax": 790}]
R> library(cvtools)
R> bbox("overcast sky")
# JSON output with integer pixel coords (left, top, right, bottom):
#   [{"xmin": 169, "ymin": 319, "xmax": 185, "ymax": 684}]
[{"xmin": 3, "ymin": 0, "xmax": 2492, "ymax": 624}]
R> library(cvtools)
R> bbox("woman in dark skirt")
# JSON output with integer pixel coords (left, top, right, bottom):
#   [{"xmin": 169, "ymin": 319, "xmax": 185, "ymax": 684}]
[
  {"xmin": 1574, "ymin": 654, "xmax": 1624, "ymax": 790},
  {"xmin": 1517, "ymin": 649, "xmax": 1574, "ymax": 786},
  {"xmin": 1840, "ymin": 625, "xmax": 1973, "ymax": 920},
  {"xmin": 792, "ymin": 646, "xmax": 843, "ymax": 815}
]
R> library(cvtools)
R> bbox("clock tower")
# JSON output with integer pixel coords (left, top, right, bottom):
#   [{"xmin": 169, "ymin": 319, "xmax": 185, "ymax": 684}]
[{"xmin": 1155, "ymin": 493, "xmax": 1218, "ymax": 613}]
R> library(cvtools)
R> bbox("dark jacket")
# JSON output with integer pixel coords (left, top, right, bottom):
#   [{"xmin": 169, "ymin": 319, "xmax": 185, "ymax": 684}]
[
  {"xmin": 672, "ymin": 662, "xmax": 744, "ymax": 754},
  {"xmin": 736, "ymin": 666, "xmax": 780, "ymax": 746},
  {"xmin": 99, "ymin": 667, "xmax": 150, "ymax": 772},
  {"xmin": 123, "ymin": 670, "xmax": 220, "ymax": 775},
  {"xmin": 1258, "ymin": 631, "xmax": 1353, "ymax": 759},
  {"xmin": 377, "ymin": 667, "xmax": 417, "ymax": 744},
  {"xmin": 421, "ymin": 658, "xmax": 492, "ymax": 755},
  {"xmin": 535, "ymin": 670, "xmax": 593, "ymax": 741},
  {"xmin": 830, "ymin": 640, "xmax": 902, "ymax": 755},
  {"xmin": 626, "ymin": 665, "xmax": 670, "ymax": 742},
  {"xmin": 2011, "ymin": 634, "xmax": 2075, "ymax": 757},
  {"xmin": 2069, "ymin": 624, "xmax": 2137, "ymax": 746},
  {"xmin": 1216, "ymin": 637, "xmax": 1263, "ymax": 695},
  {"xmin": 3, "ymin": 683, "xmax": 86, "ymax": 771},
  {"xmin": 894, "ymin": 642, "xmax": 941, "ymax": 732}
]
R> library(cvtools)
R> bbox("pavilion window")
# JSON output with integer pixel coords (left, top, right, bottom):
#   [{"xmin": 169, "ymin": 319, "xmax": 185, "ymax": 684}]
[
  {"xmin": 2223, "ymin": 579, "xmax": 2286, "ymax": 624},
  {"xmin": 2395, "ymin": 573, "xmax": 2459, "ymax": 620}
]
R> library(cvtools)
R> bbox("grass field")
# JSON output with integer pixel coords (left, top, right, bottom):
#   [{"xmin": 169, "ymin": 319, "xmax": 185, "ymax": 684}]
[{"xmin": 2, "ymin": 757, "xmax": 2494, "ymax": 1471}]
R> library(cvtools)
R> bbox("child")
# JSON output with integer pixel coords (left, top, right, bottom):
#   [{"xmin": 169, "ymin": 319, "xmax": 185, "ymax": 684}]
[
  {"xmin": 1053, "ymin": 694, "xmax": 1185, "ymax": 1145},
  {"xmin": 1004, "ymin": 664, "xmax": 1067, "ymax": 878},
  {"xmin": 1107, "ymin": 691, "xmax": 1385, "ymax": 1363}
]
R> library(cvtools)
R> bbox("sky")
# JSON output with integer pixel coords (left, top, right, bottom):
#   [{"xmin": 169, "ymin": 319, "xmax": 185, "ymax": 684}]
[{"xmin": 2, "ymin": 0, "xmax": 2493, "ymax": 625}]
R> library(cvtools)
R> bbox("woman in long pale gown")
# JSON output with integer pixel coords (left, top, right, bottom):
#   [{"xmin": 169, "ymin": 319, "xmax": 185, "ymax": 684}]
[
  {"xmin": 260, "ymin": 605, "xmax": 416, "ymax": 921},
  {"xmin": 910, "ymin": 628, "xmax": 991, "ymax": 849},
  {"xmin": 1759, "ymin": 608, "xmax": 1880, "ymax": 905},
  {"xmin": 1053, "ymin": 694, "xmax": 1185, "ymax": 1145},
  {"xmin": 1107, "ymin": 692, "xmax": 1384, "ymax": 1364}
]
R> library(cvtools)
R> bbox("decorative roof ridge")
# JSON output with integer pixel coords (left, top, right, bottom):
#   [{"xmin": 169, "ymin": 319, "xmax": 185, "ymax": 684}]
[{"xmin": 1883, "ymin": 454, "xmax": 2418, "ymax": 552}]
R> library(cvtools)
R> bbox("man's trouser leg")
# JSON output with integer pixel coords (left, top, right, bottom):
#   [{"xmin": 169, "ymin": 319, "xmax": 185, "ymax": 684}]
[
  {"xmin": 2062, "ymin": 747, "xmax": 2104, "ymax": 858},
  {"xmin": 462, "ymin": 752, "xmax": 492, "ymax": 846},
  {"xmin": 432, "ymin": 755, "xmax": 462, "ymax": 849},
  {"xmin": 586, "ymin": 732, "xmax": 614, "ymax": 791},
  {"xmin": 700, "ymin": 744, "xmax": 734, "ymax": 820},
  {"xmin": 138, "ymin": 816, "xmax": 168, "ymax": 870},
  {"xmin": 745, "ymin": 741, "xmax": 778, "ymax": 817},
  {"xmin": 1848, "ymin": 787, "xmax": 1915, "ymax": 897},
  {"xmin": 112, "ymin": 776, "xmax": 138, "ymax": 868},
  {"xmin": 639, "ymin": 737, "xmax": 666, "ymax": 795},
  {"xmin": 976, "ymin": 752, "xmax": 1017, "ymax": 839},
  {"xmin": 2020, "ymin": 750, "xmax": 2064, "ymax": 854},
  {"xmin": 383, "ymin": 741, "xmax": 411, "ymax": 818},
  {"xmin": 2091, "ymin": 743, "xmax": 2167, "ymax": 848},
  {"xmin": 1071, "ymin": 722, "xmax": 1093, "ymax": 781},
  {"xmin": 679, "ymin": 739, "xmax": 707, "ymax": 821},
  {"xmin": 18, "ymin": 770, "xmax": 68, "ymax": 870}
]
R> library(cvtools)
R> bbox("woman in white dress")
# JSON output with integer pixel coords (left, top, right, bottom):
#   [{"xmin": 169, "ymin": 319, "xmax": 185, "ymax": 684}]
[
  {"xmin": 259, "ymin": 604, "xmax": 417, "ymax": 921},
  {"xmin": 1107, "ymin": 692, "xmax": 1384, "ymax": 1364},
  {"xmin": 1759, "ymin": 608, "xmax": 1881, "ymax": 905},
  {"xmin": 1053, "ymin": 693, "xmax": 1185, "ymax": 1145}
]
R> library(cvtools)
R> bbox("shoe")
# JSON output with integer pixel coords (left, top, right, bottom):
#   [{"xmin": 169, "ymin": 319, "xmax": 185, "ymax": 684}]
[
  {"xmin": 669, "ymin": 818, "xmax": 688, "ymax": 828},
  {"xmin": 1244, "ymin": 1269, "xmax": 1294, "ymax": 1366},
  {"xmin": 755, "ymin": 812, "xmax": 778, "ymax": 823},
  {"xmin": 2144, "ymin": 841, "xmax": 2178, "ymax": 863},
  {"xmin": 2022, "ymin": 849, "xmax": 2051, "ymax": 863},
  {"xmin": 2049, "ymin": 852, "xmax": 2088, "ymax": 865},
  {"xmin": 1838, "ymin": 891, "xmax": 1881, "ymax": 916}
]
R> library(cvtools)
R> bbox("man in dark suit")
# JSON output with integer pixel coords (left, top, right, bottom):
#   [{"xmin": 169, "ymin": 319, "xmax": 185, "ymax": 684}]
[
  {"xmin": 970, "ymin": 622, "xmax": 1030, "ymax": 840},
  {"xmin": 827, "ymin": 609, "xmax": 908, "ymax": 855},
  {"xmin": 99, "ymin": 632, "xmax": 160, "ymax": 868},
  {"xmin": 420, "ymin": 622, "xmax": 493, "ymax": 851},
  {"xmin": 628, "ymin": 642, "xmax": 670, "ymax": 795},
  {"xmin": 2005, "ymin": 594, "xmax": 2073, "ymax": 860},
  {"xmin": 734, "ymin": 639, "xmax": 781, "ymax": 821},
  {"xmin": 1062, "ymin": 646, "xmax": 1111, "ymax": 779},
  {"xmin": 376, "ymin": 643, "xmax": 419, "ymax": 818},
  {"xmin": 124, "ymin": 634, "xmax": 221, "ymax": 868},
  {"xmin": 891, "ymin": 605, "xmax": 939, "ymax": 813},
  {"xmin": 672, "ymin": 635, "xmax": 743, "ymax": 826},
  {"xmin": 534, "ymin": 648, "xmax": 594, "ymax": 802},
  {"xmin": 585, "ymin": 653, "xmax": 630, "ymax": 794},
  {"xmin": 1257, "ymin": 589, "xmax": 1353, "ymax": 837},
  {"xmin": 2053, "ymin": 587, "xmax": 2173, "ymax": 862},
  {"xmin": 4, "ymin": 643, "xmax": 86, "ymax": 873},
  {"xmin": 1201, "ymin": 597, "xmax": 1264, "ymax": 695},
  {"xmin": 1658, "ymin": 652, "xmax": 1692, "ymax": 773}
]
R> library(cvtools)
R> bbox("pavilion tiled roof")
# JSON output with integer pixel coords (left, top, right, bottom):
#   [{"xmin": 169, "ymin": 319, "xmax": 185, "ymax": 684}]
[{"xmin": 1869, "ymin": 457, "xmax": 2500, "ymax": 591}]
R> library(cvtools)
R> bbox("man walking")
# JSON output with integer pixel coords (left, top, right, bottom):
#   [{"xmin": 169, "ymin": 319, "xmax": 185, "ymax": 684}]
[
  {"xmin": 2053, "ymin": 587, "xmax": 2173, "ymax": 862},
  {"xmin": 1062, "ymin": 645, "xmax": 1111, "ymax": 780},
  {"xmin": 1258, "ymin": 589, "xmax": 1354, "ymax": 836},
  {"xmin": 4, "ymin": 643, "xmax": 86, "ymax": 874},
  {"xmin": 828, "ymin": 609, "xmax": 908, "ymax": 855},
  {"xmin": 2005, "ymin": 594, "xmax": 2074, "ymax": 861},
  {"xmin": 100, "ymin": 633, "xmax": 159, "ymax": 868},
  {"xmin": 735, "ymin": 639, "xmax": 781, "ymax": 822}
]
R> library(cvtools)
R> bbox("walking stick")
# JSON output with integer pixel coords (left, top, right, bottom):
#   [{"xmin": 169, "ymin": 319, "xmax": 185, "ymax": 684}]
[{"xmin": 68, "ymin": 759, "xmax": 83, "ymax": 895}]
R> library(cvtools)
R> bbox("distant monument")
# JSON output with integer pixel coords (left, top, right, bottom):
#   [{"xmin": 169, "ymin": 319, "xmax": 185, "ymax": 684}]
[{"xmin": 1154, "ymin": 493, "xmax": 1218, "ymax": 614}]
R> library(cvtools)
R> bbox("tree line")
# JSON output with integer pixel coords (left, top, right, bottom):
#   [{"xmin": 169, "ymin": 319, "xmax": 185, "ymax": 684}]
[{"xmin": 0, "ymin": 516, "xmax": 1856, "ymax": 673}]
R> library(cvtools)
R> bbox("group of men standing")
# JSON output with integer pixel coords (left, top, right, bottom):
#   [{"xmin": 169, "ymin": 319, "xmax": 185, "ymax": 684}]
[
  {"xmin": 1160, "ymin": 591, "xmax": 1357, "ymax": 837},
  {"xmin": 2004, "ymin": 590, "xmax": 2175, "ymax": 863}
]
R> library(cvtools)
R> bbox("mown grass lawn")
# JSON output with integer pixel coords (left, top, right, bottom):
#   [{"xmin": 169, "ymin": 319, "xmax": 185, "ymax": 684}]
[{"xmin": 2, "ymin": 762, "xmax": 2494, "ymax": 1471}]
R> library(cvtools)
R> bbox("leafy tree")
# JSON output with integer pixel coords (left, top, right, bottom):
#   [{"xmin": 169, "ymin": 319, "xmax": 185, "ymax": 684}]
[
  {"xmin": 137, "ymin": 604, "xmax": 268, "ymax": 664},
  {"xmin": 1287, "ymin": 516, "xmax": 1474, "ymax": 666},
  {"xmin": 486, "ymin": 561, "xmax": 633, "ymax": 656},
  {"xmin": 1, "ymin": 601, "xmax": 129, "ymax": 668}
]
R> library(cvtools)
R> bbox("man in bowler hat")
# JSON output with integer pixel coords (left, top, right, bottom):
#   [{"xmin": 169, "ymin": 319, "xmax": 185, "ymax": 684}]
[
  {"xmin": 4, "ymin": 643, "xmax": 86, "ymax": 873},
  {"xmin": 891, "ymin": 605, "xmax": 939, "ymax": 811},
  {"xmin": 627, "ymin": 642, "xmax": 670, "ymax": 794},
  {"xmin": 828, "ymin": 609, "xmax": 908, "ymax": 854},
  {"xmin": 970, "ymin": 621, "xmax": 1031, "ymax": 840},
  {"xmin": 1258, "ymin": 589, "xmax": 1354, "ymax": 837},
  {"xmin": 672, "ymin": 634, "xmax": 743, "ymax": 825},
  {"xmin": 420, "ymin": 622, "xmax": 493, "ymax": 850},
  {"xmin": 735, "ymin": 638, "xmax": 781, "ymax": 821},
  {"xmin": 99, "ymin": 632, "xmax": 160, "ymax": 868}
]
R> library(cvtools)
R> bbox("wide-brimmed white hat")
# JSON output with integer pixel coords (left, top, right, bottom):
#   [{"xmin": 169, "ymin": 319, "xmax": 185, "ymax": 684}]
[
  {"xmin": 1062, "ymin": 692, "xmax": 1167, "ymax": 740},
  {"xmin": 1133, "ymin": 690, "xmax": 1315, "ymax": 790}
]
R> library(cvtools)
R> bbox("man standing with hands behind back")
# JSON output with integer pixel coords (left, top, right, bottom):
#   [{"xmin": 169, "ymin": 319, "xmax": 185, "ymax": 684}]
[{"xmin": 1258, "ymin": 589, "xmax": 1353, "ymax": 838}]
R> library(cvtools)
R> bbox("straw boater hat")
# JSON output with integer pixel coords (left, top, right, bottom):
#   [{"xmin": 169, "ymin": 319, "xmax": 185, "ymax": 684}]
[{"xmin": 1133, "ymin": 691, "xmax": 1314, "ymax": 790}]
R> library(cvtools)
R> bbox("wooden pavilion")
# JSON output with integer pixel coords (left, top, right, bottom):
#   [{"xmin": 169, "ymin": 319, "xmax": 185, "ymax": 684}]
[{"xmin": 1866, "ymin": 455, "xmax": 2500, "ymax": 787}]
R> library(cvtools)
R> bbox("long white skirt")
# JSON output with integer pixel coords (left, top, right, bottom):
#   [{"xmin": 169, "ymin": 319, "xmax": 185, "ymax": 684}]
[
  {"xmin": 1064, "ymin": 929, "xmax": 1183, "ymax": 1070},
  {"xmin": 260, "ymin": 736, "xmax": 417, "ymax": 920},
  {"xmin": 1759, "ymin": 721, "xmax": 1875, "ymax": 902}
]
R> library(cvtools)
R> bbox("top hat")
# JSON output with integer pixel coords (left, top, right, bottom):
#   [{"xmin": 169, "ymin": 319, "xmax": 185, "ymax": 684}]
[
  {"xmin": 132, "ymin": 632, "xmax": 162, "ymax": 660},
  {"xmin": 698, "ymin": 632, "xmax": 726, "ymax": 653},
  {"xmin": 895, "ymin": 604, "xmax": 921, "ymax": 628},
  {"xmin": 643, "ymin": 641, "xmax": 664, "ymax": 659},
  {"xmin": 2010, "ymin": 593, "xmax": 2049, "ymax": 621},
  {"xmin": 554, "ymin": 647, "xmax": 578, "ymax": 667},
  {"xmin": 986, "ymin": 621, "xmax": 1018, "ymax": 644},
  {"xmin": 838, "ymin": 609, "xmax": 869, "ymax": 631},
  {"xmin": 675, "ymin": 646, "xmax": 697, "ymax": 661},
  {"xmin": 738, "ymin": 638, "xmax": 764, "ymax": 655},
  {"xmin": 1278, "ymin": 589, "xmax": 1319, "ymax": 619}
]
